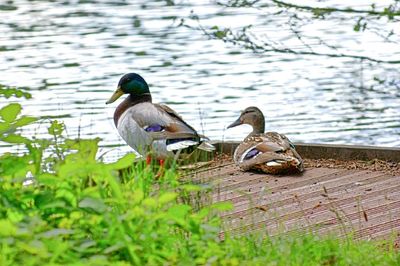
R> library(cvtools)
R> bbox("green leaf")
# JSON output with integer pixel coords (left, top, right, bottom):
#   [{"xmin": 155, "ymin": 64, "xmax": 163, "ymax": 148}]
[
  {"xmin": 128, "ymin": 206, "xmax": 145, "ymax": 218},
  {"xmin": 79, "ymin": 197, "xmax": 107, "ymax": 213},
  {"xmin": 0, "ymin": 153, "xmax": 31, "ymax": 177},
  {"xmin": 0, "ymin": 87, "xmax": 31, "ymax": 99},
  {"xmin": 0, "ymin": 103, "xmax": 21, "ymax": 122},
  {"xmin": 39, "ymin": 229, "xmax": 74, "ymax": 238},
  {"xmin": 106, "ymin": 153, "xmax": 136, "ymax": 170},
  {"xmin": 38, "ymin": 199, "xmax": 66, "ymax": 210},
  {"xmin": 132, "ymin": 189, "xmax": 145, "ymax": 204},
  {"xmin": 13, "ymin": 116, "xmax": 37, "ymax": 127},
  {"xmin": 195, "ymin": 207, "xmax": 211, "ymax": 220},
  {"xmin": 48, "ymin": 120, "xmax": 64, "ymax": 136},
  {"xmin": 1, "ymin": 134, "xmax": 29, "ymax": 144},
  {"xmin": 64, "ymin": 138, "xmax": 100, "ymax": 161},
  {"xmin": 214, "ymin": 30, "xmax": 227, "ymax": 39},
  {"xmin": 37, "ymin": 173, "xmax": 59, "ymax": 186},
  {"xmin": 158, "ymin": 192, "xmax": 177, "ymax": 205},
  {"xmin": 143, "ymin": 198, "xmax": 157, "ymax": 208},
  {"xmin": 35, "ymin": 192, "xmax": 56, "ymax": 208},
  {"xmin": 0, "ymin": 121, "xmax": 10, "ymax": 133},
  {"xmin": 7, "ymin": 209, "xmax": 24, "ymax": 223},
  {"xmin": 0, "ymin": 219, "xmax": 18, "ymax": 237},
  {"xmin": 56, "ymin": 188, "xmax": 77, "ymax": 207},
  {"xmin": 168, "ymin": 204, "xmax": 192, "ymax": 219},
  {"xmin": 16, "ymin": 240, "xmax": 48, "ymax": 257}
]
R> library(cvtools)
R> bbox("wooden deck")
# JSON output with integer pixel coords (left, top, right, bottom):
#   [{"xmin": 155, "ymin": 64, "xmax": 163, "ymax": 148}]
[{"xmin": 187, "ymin": 143, "xmax": 400, "ymax": 242}]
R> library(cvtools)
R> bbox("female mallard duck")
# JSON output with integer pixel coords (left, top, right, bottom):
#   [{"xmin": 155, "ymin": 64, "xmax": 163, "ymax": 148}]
[
  {"xmin": 227, "ymin": 106, "xmax": 304, "ymax": 174},
  {"xmin": 106, "ymin": 73, "xmax": 214, "ymax": 161}
]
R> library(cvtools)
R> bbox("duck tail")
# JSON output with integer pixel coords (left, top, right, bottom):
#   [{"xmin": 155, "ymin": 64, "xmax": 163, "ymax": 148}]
[
  {"xmin": 166, "ymin": 140, "xmax": 199, "ymax": 152},
  {"xmin": 197, "ymin": 141, "xmax": 216, "ymax": 152}
]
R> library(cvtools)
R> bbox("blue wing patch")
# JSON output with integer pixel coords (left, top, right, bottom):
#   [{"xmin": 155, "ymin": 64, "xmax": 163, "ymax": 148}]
[
  {"xmin": 144, "ymin": 124, "xmax": 165, "ymax": 132},
  {"xmin": 244, "ymin": 148, "xmax": 261, "ymax": 160}
]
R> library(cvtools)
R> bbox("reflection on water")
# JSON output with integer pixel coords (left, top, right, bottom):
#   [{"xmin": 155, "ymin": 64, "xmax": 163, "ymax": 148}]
[{"xmin": 0, "ymin": 0, "xmax": 399, "ymax": 160}]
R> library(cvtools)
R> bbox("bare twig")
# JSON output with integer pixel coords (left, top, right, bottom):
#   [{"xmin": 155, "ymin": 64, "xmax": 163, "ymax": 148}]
[
  {"xmin": 200, "ymin": 25, "xmax": 400, "ymax": 64},
  {"xmin": 271, "ymin": 0, "xmax": 400, "ymax": 17}
]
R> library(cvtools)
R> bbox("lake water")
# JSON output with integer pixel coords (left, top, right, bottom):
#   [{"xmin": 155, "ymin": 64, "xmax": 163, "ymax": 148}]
[{"xmin": 1, "ymin": 0, "xmax": 399, "ymax": 160}]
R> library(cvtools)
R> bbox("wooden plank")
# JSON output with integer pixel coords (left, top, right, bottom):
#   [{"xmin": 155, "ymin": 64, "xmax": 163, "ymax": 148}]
[
  {"xmin": 189, "ymin": 142, "xmax": 400, "ymax": 241},
  {"xmin": 224, "ymin": 173, "xmax": 400, "ymax": 225},
  {"xmin": 224, "ymin": 176, "xmax": 400, "ymax": 237},
  {"xmin": 211, "ymin": 167, "xmax": 344, "ymax": 193},
  {"xmin": 213, "ymin": 170, "xmax": 387, "ymax": 209},
  {"xmin": 184, "ymin": 163, "xmax": 236, "ymax": 182}
]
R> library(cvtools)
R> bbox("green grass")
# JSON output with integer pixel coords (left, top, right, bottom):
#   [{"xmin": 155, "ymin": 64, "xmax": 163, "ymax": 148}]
[{"xmin": 0, "ymin": 86, "xmax": 399, "ymax": 265}]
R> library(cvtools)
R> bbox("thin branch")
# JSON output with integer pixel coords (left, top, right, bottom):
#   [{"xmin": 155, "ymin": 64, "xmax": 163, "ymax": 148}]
[
  {"xmin": 288, "ymin": 15, "xmax": 315, "ymax": 53},
  {"xmin": 184, "ymin": 1, "xmax": 400, "ymax": 64},
  {"xmin": 271, "ymin": 0, "xmax": 400, "ymax": 17},
  {"xmin": 199, "ymin": 25, "xmax": 400, "ymax": 64},
  {"xmin": 217, "ymin": 0, "xmax": 261, "ymax": 7}
]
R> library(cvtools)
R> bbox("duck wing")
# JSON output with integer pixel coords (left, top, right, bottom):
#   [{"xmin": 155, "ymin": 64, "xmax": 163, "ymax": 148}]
[
  {"xmin": 235, "ymin": 133, "xmax": 285, "ymax": 161},
  {"xmin": 123, "ymin": 103, "xmax": 197, "ymax": 136},
  {"xmin": 234, "ymin": 132, "xmax": 303, "ymax": 173},
  {"xmin": 119, "ymin": 102, "xmax": 214, "ymax": 155},
  {"xmin": 155, "ymin": 104, "xmax": 199, "ymax": 135},
  {"xmin": 259, "ymin": 132, "xmax": 292, "ymax": 150},
  {"xmin": 155, "ymin": 104, "xmax": 215, "ymax": 152}
]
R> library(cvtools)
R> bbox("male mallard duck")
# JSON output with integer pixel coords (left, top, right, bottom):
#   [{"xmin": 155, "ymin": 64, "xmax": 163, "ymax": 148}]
[
  {"xmin": 106, "ymin": 73, "xmax": 214, "ymax": 161},
  {"xmin": 227, "ymin": 106, "xmax": 304, "ymax": 174}
]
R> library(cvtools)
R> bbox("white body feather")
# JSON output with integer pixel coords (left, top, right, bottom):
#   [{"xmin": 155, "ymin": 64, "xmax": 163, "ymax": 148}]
[{"xmin": 117, "ymin": 102, "xmax": 201, "ymax": 159}]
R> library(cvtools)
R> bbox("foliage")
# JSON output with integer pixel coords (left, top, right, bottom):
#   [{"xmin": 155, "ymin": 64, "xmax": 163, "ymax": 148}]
[
  {"xmin": 0, "ymin": 86, "xmax": 226, "ymax": 265},
  {"xmin": 0, "ymin": 85, "xmax": 32, "ymax": 99},
  {"xmin": 0, "ymin": 86, "xmax": 399, "ymax": 265},
  {"xmin": 0, "ymin": 89, "xmax": 36, "ymax": 145}
]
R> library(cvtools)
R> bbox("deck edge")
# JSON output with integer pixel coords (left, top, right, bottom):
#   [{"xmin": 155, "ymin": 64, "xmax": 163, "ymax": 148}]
[{"xmin": 213, "ymin": 141, "xmax": 400, "ymax": 162}]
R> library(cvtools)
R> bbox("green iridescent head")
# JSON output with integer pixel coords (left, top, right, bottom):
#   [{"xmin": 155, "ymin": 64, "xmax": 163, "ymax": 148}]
[{"xmin": 106, "ymin": 73, "xmax": 150, "ymax": 104}]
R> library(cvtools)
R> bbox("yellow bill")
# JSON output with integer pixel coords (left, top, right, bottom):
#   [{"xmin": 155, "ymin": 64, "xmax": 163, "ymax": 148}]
[{"xmin": 106, "ymin": 86, "xmax": 124, "ymax": 104}]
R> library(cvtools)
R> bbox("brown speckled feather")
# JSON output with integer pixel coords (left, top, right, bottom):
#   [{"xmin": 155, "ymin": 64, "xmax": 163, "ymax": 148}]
[
  {"xmin": 234, "ymin": 132, "xmax": 303, "ymax": 174},
  {"xmin": 229, "ymin": 107, "xmax": 304, "ymax": 174}
]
